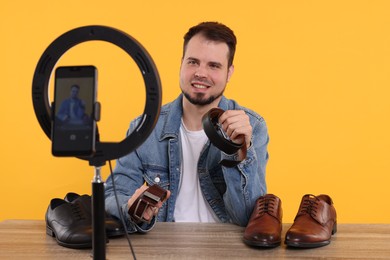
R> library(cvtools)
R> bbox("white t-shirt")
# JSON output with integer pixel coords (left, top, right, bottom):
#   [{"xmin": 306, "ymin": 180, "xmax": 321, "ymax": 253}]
[{"xmin": 174, "ymin": 120, "xmax": 220, "ymax": 223}]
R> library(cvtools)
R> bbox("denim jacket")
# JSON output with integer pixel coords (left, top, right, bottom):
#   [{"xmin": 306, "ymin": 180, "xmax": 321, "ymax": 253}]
[{"xmin": 105, "ymin": 94, "xmax": 269, "ymax": 233}]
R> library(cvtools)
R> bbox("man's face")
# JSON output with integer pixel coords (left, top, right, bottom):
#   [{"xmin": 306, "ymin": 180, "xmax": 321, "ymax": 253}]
[
  {"xmin": 180, "ymin": 33, "xmax": 234, "ymax": 106},
  {"xmin": 70, "ymin": 86, "xmax": 79, "ymax": 99}
]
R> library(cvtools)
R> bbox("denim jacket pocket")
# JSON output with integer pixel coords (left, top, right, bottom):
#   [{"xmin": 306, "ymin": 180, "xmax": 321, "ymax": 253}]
[{"xmin": 143, "ymin": 165, "xmax": 170, "ymax": 190}]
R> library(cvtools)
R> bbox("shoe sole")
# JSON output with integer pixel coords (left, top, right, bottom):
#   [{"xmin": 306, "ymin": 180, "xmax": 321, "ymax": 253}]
[
  {"xmin": 285, "ymin": 240, "xmax": 330, "ymax": 248},
  {"xmin": 46, "ymin": 224, "xmax": 92, "ymax": 249},
  {"xmin": 243, "ymin": 238, "xmax": 281, "ymax": 248}
]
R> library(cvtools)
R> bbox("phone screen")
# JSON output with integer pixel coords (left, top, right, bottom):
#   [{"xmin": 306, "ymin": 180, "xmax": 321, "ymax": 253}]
[{"xmin": 51, "ymin": 66, "xmax": 97, "ymax": 156}]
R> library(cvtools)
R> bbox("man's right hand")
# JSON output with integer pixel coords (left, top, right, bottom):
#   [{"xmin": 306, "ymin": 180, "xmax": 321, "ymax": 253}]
[{"xmin": 127, "ymin": 185, "xmax": 171, "ymax": 223}]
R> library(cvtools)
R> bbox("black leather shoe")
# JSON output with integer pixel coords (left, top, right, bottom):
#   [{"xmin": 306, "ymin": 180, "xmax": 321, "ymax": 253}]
[
  {"xmin": 64, "ymin": 192, "xmax": 125, "ymax": 237},
  {"xmin": 45, "ymin": 198, "xmax": 92, "ymax": 249}
]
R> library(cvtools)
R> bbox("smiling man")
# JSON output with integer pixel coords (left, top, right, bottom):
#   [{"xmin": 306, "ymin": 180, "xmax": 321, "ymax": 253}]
[{"xmin": 105, "ymin": 22, "xmax": 270, "ymax": 233}]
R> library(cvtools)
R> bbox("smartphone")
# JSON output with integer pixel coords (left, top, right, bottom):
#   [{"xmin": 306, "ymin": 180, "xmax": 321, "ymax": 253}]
[{"xmin": 51, "ymin": 65, "xmax": 97, "ymax": 157}]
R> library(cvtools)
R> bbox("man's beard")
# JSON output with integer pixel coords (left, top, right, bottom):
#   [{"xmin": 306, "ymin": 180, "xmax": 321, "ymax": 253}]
[{"xmin": 182, "ymin": 90, "xmax": 224, "ymax": 106}]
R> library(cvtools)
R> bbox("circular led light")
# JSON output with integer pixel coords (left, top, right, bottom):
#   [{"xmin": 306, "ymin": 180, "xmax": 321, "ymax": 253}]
[{"xmin": 32, "ymin": 25, "xmax": 162, "ymax": 165}]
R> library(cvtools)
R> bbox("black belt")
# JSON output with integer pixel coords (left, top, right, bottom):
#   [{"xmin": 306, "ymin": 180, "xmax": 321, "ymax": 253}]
[
  {"xmin": 128, "ymin": 184, "xmax": 168, "ymax": 223},
  {"xmin": 202, "ymin": 108, "xmax": 246, "ymax": 167}
]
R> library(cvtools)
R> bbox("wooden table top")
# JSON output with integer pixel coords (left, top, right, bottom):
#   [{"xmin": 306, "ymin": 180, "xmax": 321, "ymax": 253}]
[{"xmin": 0, "ymin": 220, "xmax": 389, "ymax": 259}]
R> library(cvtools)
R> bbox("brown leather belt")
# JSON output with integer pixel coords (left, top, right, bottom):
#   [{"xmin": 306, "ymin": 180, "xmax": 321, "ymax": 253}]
[
  {"xmin": 128, "ymin": 184, "xmax": 168, "ymax": 223},
  {"xmin": 202, "ymin": 108, "xmax": 246, "ymax": 167}
]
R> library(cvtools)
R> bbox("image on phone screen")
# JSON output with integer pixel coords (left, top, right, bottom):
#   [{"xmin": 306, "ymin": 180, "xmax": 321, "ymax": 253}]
[{"xmin": 51, "ymin": 66, "xmax": 97, "ymax": 156}]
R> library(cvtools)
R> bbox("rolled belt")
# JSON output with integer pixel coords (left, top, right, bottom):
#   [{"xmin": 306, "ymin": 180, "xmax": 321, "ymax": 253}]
[
  {"xmin": 128, "ymin": 184, "xmax": 168, "ymax": 223},
  {"xmin": 202, "ymin": 108, "xmax": 246, "ymax": 167}
]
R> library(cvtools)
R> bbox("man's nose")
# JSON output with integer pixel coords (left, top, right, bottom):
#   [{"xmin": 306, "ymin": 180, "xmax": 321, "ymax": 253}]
[{"xmin": 194, "ymin": 64, "xmax": 207, "ymax": 78}]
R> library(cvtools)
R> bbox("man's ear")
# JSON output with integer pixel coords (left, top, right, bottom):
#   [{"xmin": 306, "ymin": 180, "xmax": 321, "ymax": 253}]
[{"xmin": 227, "ymin": 64, "xmax": 234, "ymax": 82}]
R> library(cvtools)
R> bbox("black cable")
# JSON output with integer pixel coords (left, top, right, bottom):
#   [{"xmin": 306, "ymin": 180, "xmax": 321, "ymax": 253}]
[{"xmin": 108, "ymin": 160, "xmax": 137, "ymax": 260}]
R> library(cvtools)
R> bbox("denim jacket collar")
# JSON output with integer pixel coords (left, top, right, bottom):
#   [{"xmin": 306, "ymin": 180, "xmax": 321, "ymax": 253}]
[{"xmin": 159, "ymin": 95, "xmax": 183, "ymax": 141}]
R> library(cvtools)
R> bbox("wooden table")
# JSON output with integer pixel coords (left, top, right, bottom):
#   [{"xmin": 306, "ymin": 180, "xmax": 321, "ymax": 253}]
[{"xmin": 1, "ymin": 220, "xmax": 389, "ymax": 259}]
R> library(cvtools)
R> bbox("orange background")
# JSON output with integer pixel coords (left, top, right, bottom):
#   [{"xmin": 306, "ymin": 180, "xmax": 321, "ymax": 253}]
[{"xmin": 1, "ymin": 0, "xmax": 390, "ymax": 223}]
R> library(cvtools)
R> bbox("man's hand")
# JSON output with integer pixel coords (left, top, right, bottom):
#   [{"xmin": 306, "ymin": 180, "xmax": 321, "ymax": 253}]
[
  {"xmin": 218, "ymin": 110, "xmax": 252, "ymax": 161},
  {"xmin": 127, "ymin": 185, "xmax": 171, "ymax": 223}
]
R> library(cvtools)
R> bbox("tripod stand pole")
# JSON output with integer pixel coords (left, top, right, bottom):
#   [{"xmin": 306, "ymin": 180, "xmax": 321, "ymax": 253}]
[{"xmin": 92, "ymin": 166, "xmax": 106, "ymax": 260}]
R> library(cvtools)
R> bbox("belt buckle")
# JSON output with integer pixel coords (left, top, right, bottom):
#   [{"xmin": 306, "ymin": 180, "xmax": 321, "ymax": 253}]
[{"xmin": 132, "ymin": 191, "xmax": 161, "ymax": 223}]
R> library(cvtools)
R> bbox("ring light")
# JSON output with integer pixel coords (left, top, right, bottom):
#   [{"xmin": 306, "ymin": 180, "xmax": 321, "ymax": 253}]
[{"xmin": 32, "ymin": 25, "xmax": 162, "ymax": 165}]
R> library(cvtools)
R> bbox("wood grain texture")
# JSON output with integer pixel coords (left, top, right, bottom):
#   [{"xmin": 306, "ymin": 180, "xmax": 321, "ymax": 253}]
[{"xmin": 1, "ymin": 220, "xmax": 389, "ymax": 259}]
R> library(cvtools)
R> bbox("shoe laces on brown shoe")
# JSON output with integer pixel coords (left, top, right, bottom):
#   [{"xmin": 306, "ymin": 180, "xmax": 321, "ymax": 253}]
[
  {"xmin": 256, "ymin": 194, "xmax": 280, "ymax": 219},
  {"xmin": 297, "ymin": 194, "xmax": 319, "ymax": 219},
  {"xmin": 296, "ymin": 194, "xmax": 336, "ymax": 226}
]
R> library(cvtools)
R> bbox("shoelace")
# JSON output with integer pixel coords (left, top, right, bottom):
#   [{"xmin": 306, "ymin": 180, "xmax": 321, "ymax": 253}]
[
  {"xmin": 299, "ymin": 195, "xmax": 319, "ymax": 218},
  {"xmin": 257, "ymin": 196, "xmax": 276, "ymax": 216},
  {"xmin": 70, "ymin": 202, "xmax": 86, "ymax": 220}
]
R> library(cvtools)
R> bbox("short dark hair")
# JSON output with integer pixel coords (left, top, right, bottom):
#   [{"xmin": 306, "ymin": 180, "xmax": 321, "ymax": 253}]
[
  {"xmin": 71, "ymin": 84, "xmax": 80, "ymax": 90},
  {"xmin": 183, "ymin": 22, "xmax": 237, "ymax": 67}
]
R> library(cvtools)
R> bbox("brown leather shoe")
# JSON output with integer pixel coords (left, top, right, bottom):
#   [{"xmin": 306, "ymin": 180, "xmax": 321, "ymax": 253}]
[
  {"xmin": 285, "ymin": 194, "xmax": 337, "ymax": 248},
  {"xmin": 243, "ymin": 194, "xmax": 282, "ymax": 248}
]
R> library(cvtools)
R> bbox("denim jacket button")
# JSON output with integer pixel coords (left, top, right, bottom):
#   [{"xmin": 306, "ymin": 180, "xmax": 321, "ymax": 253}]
[{"xmin": 154, "ymin": 177, "xmax": 160, "ymax": 183}]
